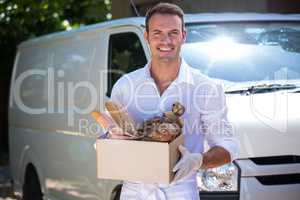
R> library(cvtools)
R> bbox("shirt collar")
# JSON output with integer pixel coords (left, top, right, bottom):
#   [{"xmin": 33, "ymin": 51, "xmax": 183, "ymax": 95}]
[{"xmin": 142, "ymin": 58, "xmax": 195, "ymax": 85}]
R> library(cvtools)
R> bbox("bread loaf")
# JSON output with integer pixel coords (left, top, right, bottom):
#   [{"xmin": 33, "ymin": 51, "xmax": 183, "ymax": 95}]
[{"xmin": 105, "ymin": 101, "xmax": 137, "ymax": 136}]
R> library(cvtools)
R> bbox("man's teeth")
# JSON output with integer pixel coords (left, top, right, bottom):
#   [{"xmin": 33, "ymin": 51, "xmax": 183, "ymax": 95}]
[{"xmin": 159, "ymin": 47, "xmax": 172, "ymax": 51}]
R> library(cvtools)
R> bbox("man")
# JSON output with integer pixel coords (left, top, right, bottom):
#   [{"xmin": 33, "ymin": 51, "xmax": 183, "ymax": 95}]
[{"xmin": 110, "ymin": 3, "xmax": 239, "ymax": 199}]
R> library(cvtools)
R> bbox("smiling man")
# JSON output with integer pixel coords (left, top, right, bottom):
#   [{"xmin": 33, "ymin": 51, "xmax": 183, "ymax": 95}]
[
  {"xmin": 144, "ymin": 11, "xmax": 184, "ymax": 95},
  {"xmin": 110, "ymin": 3, "xmax": 239, "ymax": 200}
]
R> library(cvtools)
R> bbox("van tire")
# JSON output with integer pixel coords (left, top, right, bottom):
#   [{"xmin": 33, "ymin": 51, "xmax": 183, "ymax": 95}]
[
  {"xmin": 110, "ymin": 184, "xmax": 122, "ymax": 200},
  {"xmin": 22, "ymin": 165, "xmax": 43, "ymax": 200}
]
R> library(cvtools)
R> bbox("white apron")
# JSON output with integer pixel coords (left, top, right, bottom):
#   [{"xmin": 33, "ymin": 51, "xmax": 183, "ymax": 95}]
[{"xmin": 120, "ymin": 178, "xmax": 200, "ymax": 200}]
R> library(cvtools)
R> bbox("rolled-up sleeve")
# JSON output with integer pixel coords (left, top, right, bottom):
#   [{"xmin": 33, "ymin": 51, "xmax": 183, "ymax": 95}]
[
  {"xmin": 110, "ymin": 74, "xmax": 132, "ymax": 107},
  {"xmin": 199, "ymin": 83, "xmax": 239, "ymax": 161},
  {"xmin": 110, "ymin": 81, "xmax": 123, "ymax": 105}
]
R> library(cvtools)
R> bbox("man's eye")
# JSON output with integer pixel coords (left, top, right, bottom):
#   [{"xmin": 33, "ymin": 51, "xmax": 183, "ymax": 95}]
[{"xmin": 170, "ymin": 32, "xmax": 179, "ymax": 36}]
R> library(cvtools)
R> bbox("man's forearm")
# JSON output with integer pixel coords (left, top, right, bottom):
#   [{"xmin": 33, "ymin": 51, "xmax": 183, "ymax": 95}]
[{"xmin": 200, "ymin": 146, "xmax": 231, "ymax": 170}]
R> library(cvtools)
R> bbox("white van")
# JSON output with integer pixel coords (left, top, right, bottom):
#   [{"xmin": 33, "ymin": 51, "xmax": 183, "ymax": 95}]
[{"xmin": 9, "ymin": 14, "xmax": 300, "ymax": 200}]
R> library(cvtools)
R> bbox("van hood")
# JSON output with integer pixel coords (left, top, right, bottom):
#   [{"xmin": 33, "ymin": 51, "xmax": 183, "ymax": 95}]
[{"xmin": 226, "ymin": 90, "xmax": 300, "ymax": 159}]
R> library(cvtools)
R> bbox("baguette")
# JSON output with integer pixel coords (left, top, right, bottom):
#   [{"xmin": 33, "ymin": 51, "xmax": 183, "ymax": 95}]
[
  {"xmin": 90, "ymin": 111, "xmax": 112, "ymax": 130},
  {"xmin": 105, "ymin": 101, "xmax": 137, "ymax": 135}
]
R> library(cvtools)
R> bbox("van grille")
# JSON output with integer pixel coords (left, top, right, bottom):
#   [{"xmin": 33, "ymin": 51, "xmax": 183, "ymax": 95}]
[
  {"xmin": 250, "ymin": 155, "xmax": 300, "ymax": 165},
  {"xmin": 256, "ymin": 174, "xmax": 300, "ymax": 185}
]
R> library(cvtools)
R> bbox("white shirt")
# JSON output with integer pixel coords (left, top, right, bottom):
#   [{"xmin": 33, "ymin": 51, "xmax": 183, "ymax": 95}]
[
  {"xmin": 111, "ymin": 58, "xmax": 239, "ymax": 161},
  {"xmin": 111, "ymin": 59, "xmax": 239, "ymax": 199}
]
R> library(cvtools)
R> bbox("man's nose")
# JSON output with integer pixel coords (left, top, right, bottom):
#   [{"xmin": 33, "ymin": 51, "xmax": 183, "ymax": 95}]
[{"xmin": 160, "ymin": 34, "xmax": 172, "ymax": 43}]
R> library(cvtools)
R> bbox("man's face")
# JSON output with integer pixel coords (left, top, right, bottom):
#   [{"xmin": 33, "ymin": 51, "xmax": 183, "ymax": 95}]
[{"xmin": 144, "ymin": 13, "xmax": 186, "ymax": 62}]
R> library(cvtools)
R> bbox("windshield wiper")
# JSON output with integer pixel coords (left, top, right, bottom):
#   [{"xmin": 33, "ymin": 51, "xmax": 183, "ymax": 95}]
[{"xmin": 225, "ymin": 83, "xmax": 298, "ymax": 95}]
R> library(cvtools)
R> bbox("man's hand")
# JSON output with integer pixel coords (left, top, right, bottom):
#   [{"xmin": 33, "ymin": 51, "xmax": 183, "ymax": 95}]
[{"xmin": 172, "ymin": 145, "xmax": 203, "ymax": 182}]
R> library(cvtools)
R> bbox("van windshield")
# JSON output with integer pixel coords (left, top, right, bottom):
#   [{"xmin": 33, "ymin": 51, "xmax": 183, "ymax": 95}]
[{"xmin": 182, "ymin": 22, "xmax": 300, "ymax": 83}]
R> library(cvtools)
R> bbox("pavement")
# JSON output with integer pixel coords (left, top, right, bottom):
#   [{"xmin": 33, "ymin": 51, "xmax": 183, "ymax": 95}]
[{"xmin": 0, "ymin": 166, "xmax": 17, "ymax": 200}]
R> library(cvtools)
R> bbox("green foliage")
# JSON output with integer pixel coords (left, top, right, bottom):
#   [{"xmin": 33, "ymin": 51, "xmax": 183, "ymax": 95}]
[{"xmin": 0, "ymin": 0, "xmax": 111, "ymax": 79}]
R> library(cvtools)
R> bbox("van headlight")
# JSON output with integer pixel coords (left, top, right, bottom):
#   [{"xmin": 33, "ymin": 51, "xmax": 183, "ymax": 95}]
[{"xmin": 197, "ymin": 163, "xmax": 239, "ymax": 191}]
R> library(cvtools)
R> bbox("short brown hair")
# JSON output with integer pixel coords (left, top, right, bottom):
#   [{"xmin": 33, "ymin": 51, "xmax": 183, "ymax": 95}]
[{"xmin": 145, "ymin": 3, "xmax": 185, "ymax": 32}]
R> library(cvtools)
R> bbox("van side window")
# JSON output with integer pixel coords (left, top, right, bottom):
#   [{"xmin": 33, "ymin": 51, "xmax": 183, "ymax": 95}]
[{"xmin": 107, "ymin": 32, "xmax": 147, "ymax": 96}]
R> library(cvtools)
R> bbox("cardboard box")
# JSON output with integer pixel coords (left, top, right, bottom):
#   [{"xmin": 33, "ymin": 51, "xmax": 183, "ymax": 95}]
[{"xmin": 96, "ymin": 134, "xmax": 184, "ymax": 184}]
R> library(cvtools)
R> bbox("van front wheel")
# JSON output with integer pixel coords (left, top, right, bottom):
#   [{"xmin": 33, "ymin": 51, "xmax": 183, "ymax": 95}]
[{"xmin": 22, "ymin": 165, "xmax": 43, "ymax": 200}]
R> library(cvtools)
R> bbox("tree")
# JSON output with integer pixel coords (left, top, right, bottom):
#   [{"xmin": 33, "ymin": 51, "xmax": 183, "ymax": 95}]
[
  {"xmin": 0, "ymin": 0, "xmax": 111, "ymax": 154},
  {"xmin": 0, "ymin": 0, "xmax": 111, "ymax": 76}
]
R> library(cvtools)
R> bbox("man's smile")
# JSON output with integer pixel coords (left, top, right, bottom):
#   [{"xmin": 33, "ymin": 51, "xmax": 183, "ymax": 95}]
[{"xmin": 157, "ymin": 46, "xmax": 174, "ymax": 52}]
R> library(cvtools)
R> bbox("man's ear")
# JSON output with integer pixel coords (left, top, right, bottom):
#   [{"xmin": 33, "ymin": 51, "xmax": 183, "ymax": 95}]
[
  {"xmin": 144, "ymin": 31, "xmax": 149, "ymax": 43},
  {"xmin": 182, "ymin": 29, "xmax": 187, "ymax": 43}
]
